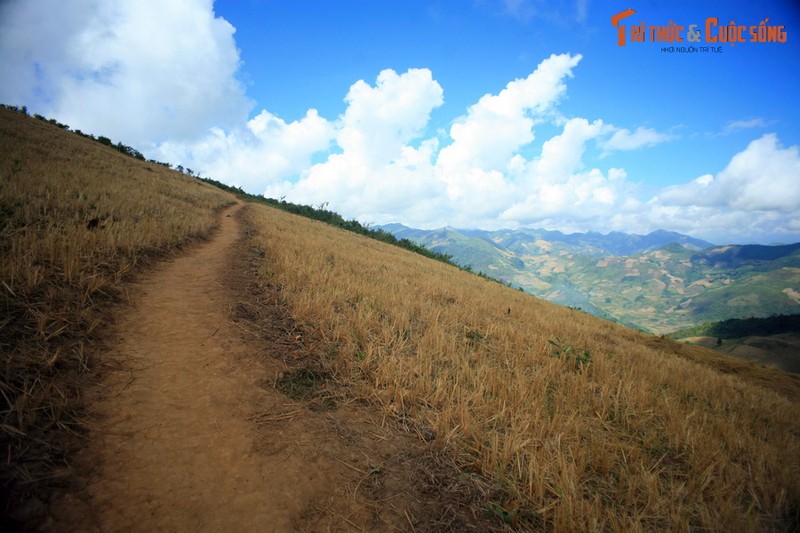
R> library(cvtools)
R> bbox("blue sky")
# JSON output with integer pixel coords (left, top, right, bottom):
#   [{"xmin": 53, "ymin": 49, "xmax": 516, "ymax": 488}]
[{"xmin": 1, "ymin": 0, "xmax": 799, "ymax": 243}]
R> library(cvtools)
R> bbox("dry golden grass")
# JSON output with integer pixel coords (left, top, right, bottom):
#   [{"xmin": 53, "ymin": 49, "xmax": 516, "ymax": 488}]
[
  {"xmin": 4, "ymin": 102, "xmax": 798, "ymax": 530},
  {"xmin": 640, "ymin": 335, "xmax": 800, "ymax": 402},
  {"xmin": 0, "ymin": 107, "xmax": 232, "ymax": 513},
  {"xmin": 244, "ymin": 203, "xmax": 800, "ymax": 531}
]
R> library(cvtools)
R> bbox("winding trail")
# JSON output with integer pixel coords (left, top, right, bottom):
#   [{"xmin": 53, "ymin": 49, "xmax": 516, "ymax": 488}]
[
  {"xmin": 54, "ymin": 203, "xmax": 376, "ymax": 531},
  {"xmin": 85, "ymin": 202, "xmax": 294, "ymax": 530},
  {"xmin": 50, "ymin": 202, "xmax": 492, "ymax": 532}
]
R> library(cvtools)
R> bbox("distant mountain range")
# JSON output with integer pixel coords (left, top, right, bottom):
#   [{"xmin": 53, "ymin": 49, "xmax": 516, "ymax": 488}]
[
  {"xmin": 382, "ymin": 224, "xmax": 715, "ymax": 257},
  {"xmin": 377, "ymin": 224, "xmax": 800, "ymax": 333}
]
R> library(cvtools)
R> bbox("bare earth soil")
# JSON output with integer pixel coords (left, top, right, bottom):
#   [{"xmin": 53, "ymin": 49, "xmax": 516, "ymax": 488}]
[{"xmin": 48, "ymin": 203, "xmax": 496, "ymax": 532}]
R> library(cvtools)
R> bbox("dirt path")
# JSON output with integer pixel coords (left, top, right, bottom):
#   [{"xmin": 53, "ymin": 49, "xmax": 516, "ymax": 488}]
[{"xmin": 48, "ymin": 202, "xmax": 494, "ymax": 532}]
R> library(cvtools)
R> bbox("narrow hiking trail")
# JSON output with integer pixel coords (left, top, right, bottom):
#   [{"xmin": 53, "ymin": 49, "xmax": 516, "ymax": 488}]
[
  {"xmin": 47, "ymin": 203, "xmax": 443, "ymax": 532},
  {"xmin": 47, "ymin": 202, "xmax": 496, "ymax": 532},
  {"xmin": 51, "ymin": 202, "xmax": 343, "ymax": 530}
]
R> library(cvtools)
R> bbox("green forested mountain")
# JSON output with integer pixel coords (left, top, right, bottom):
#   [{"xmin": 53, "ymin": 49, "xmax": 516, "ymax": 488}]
[{"xmin": 379, "ymin": 225, "xmax": 800, "ymax": 333}]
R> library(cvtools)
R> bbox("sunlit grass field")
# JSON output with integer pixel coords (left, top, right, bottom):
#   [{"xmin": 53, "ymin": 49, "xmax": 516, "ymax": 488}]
[
  {"xmin": 3, "ymin": 104, "xmax": 798, "ymax": 531},
  {"xmin": 244, "ymin": 203, "xmax": 799, "ymax": 531},
  {"xmin": 0, "ymin": 107, "xmax": 232, "ymax": 509}
]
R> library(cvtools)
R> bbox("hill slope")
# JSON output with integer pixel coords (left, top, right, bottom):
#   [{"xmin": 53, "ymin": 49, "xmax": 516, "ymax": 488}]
[
  {"xmin": 670, "ymin": 315, "xmax": 800, "ymax": 374},
  {"xmin": 2, "ymin": 106, "xmax": 497, "ymax": 531},
  {"xmin": 248, "ymin": 207, "xmax": 800, "ymax": 531},
  {"xmin": 3, "ymin": 105, "xmax": 800, "ymax": 531},
  {"xmin": 0, "ymin": 105, "xmax": 234, "ymax": 527}
]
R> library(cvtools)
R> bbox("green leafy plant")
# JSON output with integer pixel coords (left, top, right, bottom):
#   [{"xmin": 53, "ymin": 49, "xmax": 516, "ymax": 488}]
[{"xmin": 548, "ymin": 338, "xmax": 592, "ymax": 368}]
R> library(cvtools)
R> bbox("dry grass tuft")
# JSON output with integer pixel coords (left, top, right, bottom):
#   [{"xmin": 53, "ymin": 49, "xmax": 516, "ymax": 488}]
[
  {"xmin": 243, "ymin": 203, "xmax": 800, "ymax": 531},
  {"xmin": 0, "ymin": 107, "xmax": 232, "ymax": 523}
]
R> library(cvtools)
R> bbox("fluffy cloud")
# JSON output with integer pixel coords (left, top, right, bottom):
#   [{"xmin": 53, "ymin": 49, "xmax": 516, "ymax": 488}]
[
  {"xmin": 0, "ymin": 1, "xmax": 87, "ymax": 105},
  {"xmin": 0, "ymin": 0, "xmax": 251, "ymax": 146},
  {"xmin": 262, "ymin": 53, "xmax": 617, "ymax": 229},
  {"xmin": 265, "ymin": 68, "xmax": 445, "ymax": 220},
  {"xmin": 656, "ymin": 134, "xmax": 800, "ymax": 212},
  {"xmin": 582, "ymin": 134, "xmax": 800, "ymax": 243},
  {"xmin": 337, "ymin": 68, "xmax": 443, "ymax": 167},
  {"xmin": 438, "ymin": 53, "xmax": 581, "ymax": 175},
  {"xmin": 488, "ymin": 117, "xmax": 626, "ymax": 227},
  {"xmin": 256, "ymin": 53, "xmax": 699, "ymax": 233},
  {"xmin": 431, "ymin": 54, "xmax": 585, "ymax": 219},
  {"xmin": 157, "ymin": 108, "xmax": 335, "ymax": 193}
]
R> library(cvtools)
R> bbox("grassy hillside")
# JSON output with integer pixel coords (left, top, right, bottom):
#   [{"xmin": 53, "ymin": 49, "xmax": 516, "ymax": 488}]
[
  {"xmin": 3, "ymin": 104, "xmax": 800, "ymax": 531},
  {"xmin": 678, "ymin": 334, "xmax": 800, "ymax": 375},
  {"xmin": 0, "ymin": 106, "xmax": 233, "ymax": 520},
  {"xmin": 670, "ymin": 314, "xmax": 800, "ymax": 340},
  {"xmin": 242, "ymin": 204, "xmax": 799, "ymax": 531},
  {"xmin": 670, "ymin": 315, "xmax": 800, "ymax": 374}
]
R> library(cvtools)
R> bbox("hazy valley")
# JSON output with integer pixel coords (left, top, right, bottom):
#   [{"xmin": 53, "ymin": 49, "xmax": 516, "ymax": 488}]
[{"xmin": 380, "ymin": 224, "xmax": 800, "ymax": 334}]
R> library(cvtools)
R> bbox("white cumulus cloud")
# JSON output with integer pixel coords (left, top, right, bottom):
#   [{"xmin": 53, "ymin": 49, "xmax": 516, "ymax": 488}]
[
  {"xmin": 0, "ymin": 0, "xmax": 252, "ymax": 146},
  {"xmin": 157, "ymin": 108, "xmax": 336, "ymax": 193},
  {"xmin": 657, "ymin": 134, "xmax": 800, "ymax": 212},
  {"xmin": 622, "ymin": 134, "xmax": 800, "ymax": 243},
  {"xmin": 265, "ymin": 68, "xmax": 445, "ymax": 221},
  {"xmin": 438, "ymin": 53, "xmax": 581, "ymax": 175},
  {"xmin": 337, "ymin": 68, "xmax": 443, "ymax": 167}
]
